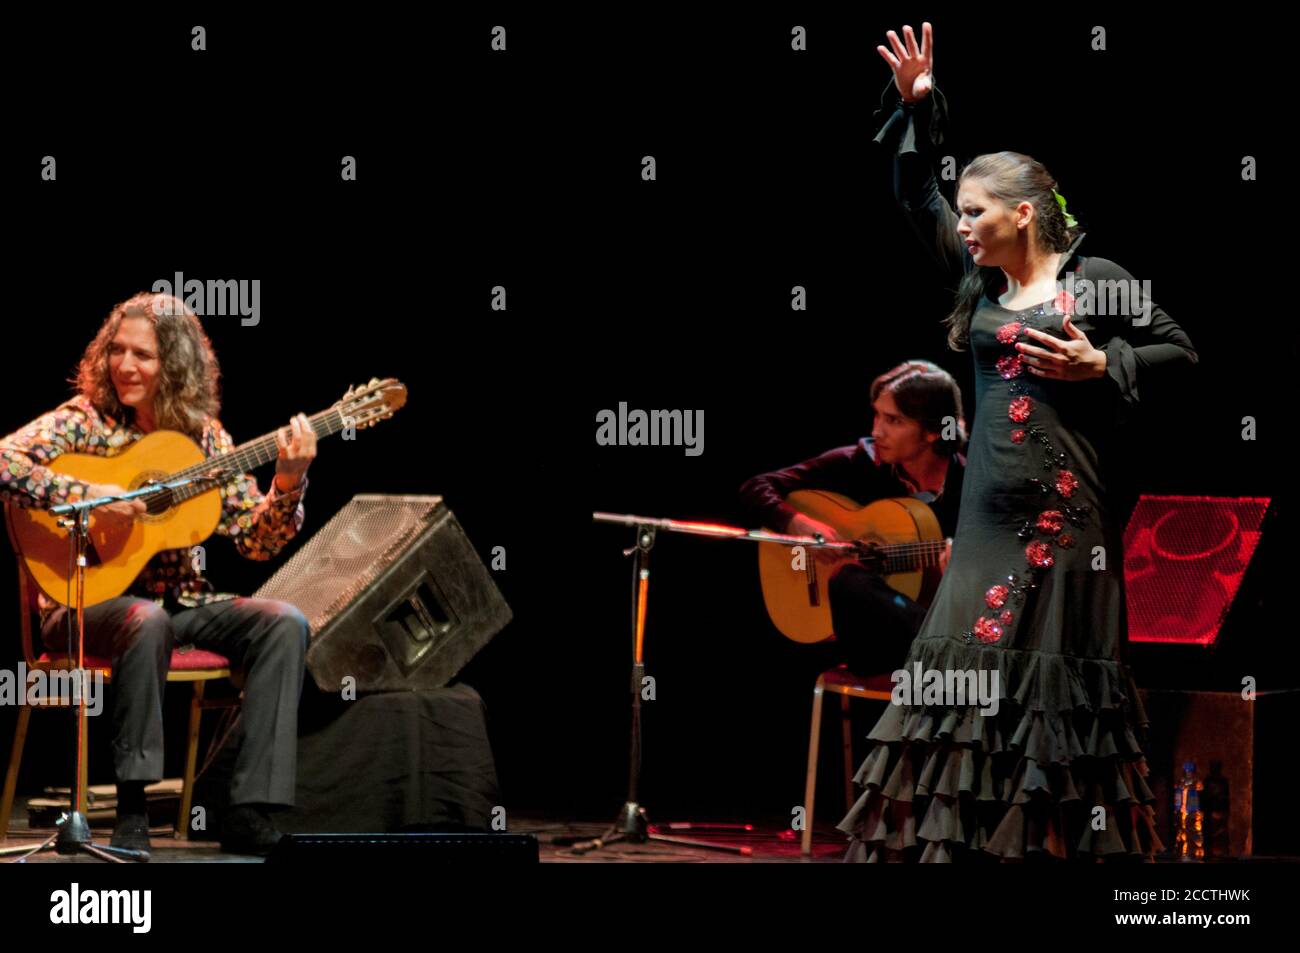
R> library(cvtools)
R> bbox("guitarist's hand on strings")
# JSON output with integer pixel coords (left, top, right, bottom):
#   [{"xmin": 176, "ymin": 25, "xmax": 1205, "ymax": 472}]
[
  {"xmin": 939, "ymin": 538, "xmax": 952, "ymax": 574},
  {"xmin": 85, "ymin": 484, "xmax": 147, "ymax": 530},
  {"xmin": 788, "ymin": 513, "xmax": 842, "ymax": 543},
  {"xmin": 273, "ymin": 413, "xmax": 317, "ymax": 493}
]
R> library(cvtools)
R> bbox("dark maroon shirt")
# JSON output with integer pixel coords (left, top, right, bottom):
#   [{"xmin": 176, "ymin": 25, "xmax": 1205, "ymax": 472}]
[{"xmin": 739, "ymin": 437, "xmax": 966, "ymax": 537}]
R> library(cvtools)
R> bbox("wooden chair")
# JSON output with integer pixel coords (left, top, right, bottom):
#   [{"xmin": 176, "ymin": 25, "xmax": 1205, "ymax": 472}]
[
  {"xmin": 801, "ymin": 666, "xmax": 895, "ymax": 856},
  {"xmin": 2, "ymin": 562, "xmax": 241, "ymax": 841}
]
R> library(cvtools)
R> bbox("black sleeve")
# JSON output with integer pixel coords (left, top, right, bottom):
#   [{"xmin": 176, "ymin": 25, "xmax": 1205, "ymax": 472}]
[
  {"xmin": 871, "ymin": 77, "xmax": 970, "ymax": 286},
  {"xmin": 1083, "ymin": 258, "xmax": 1199, "ymax": 422},
  {"xmin": 738, "ymin": 446, "xmax": 862, "ymax": 532}
]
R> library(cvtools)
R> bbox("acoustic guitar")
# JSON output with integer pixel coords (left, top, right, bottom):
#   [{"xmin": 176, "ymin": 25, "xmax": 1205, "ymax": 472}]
[
  {"xmin": 757, "ymin": 489, "xmax": 949, "ymax": 644},
  {"xmin": 4, "ymin": 378, "xmax": 407, "ymax": 608}
]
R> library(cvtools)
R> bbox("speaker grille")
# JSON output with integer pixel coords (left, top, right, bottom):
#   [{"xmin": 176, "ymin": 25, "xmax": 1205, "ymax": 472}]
[
  {"xmin": 254, "ymin": 493, "xmax": 510, "ymax": 691},
  {"xmin": 255, "ymin": 494, "xmax": 442, "ymax": 636},
  {"xmin": 1123, "ymin": 494, "xmax": 1271, "ymax": 646}
]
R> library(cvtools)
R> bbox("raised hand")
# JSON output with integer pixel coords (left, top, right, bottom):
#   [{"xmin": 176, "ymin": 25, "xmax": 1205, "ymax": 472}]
[{"xmin": 877, "ymin": 22, "xmax": 933, "ymax": 104}]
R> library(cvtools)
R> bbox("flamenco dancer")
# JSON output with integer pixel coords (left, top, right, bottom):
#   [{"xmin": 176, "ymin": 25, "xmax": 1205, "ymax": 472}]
[{"xmin": 839, "ymin": 22, "xmax": 1199, "ymax": 861}]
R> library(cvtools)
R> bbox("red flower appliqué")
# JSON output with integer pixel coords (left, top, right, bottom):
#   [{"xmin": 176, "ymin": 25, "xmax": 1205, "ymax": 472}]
[
  {"xmin": 1025, "ymin": 540, "xmax": 1055, "ymax": 569},
  {"xmin": 996, "ymin": 321, "xmax": 1024, "ymax": 344},
  {"xmin": 1036, "ymin": 510, "xmax": 1065, "ymax": 535},
  {"xmin": 1010, "ymin": 429, "xmax": 1027, "ymax": 444},
  {"xmin": 1055, "ymin": 469, "xmax": 1079, "ymax": 499},
  {"xmin": 1057, "ymin": 533, "xmax": 1075, "ymax": 549},
  {"xmin": 972, "ymin": 616, "xmax": 1004, "ymax": 644},
  {"xmin": 1053, "ymin": 290, "xmax": 1077, "ymax": 315},
  {"xmin": 999, "ymin": 610, "xmax": 1014, "ymax": 625},
  {"xmin": 985, "ymin": 584, "xmax": 1009, "ymax": 610},
  {"xmin": 1008, "ymin": 396, "xmax": 1034, "ymax": 423},
  {"xmin": 996, "ymin": 354, "xmax": 1024, "ymax": 380}
]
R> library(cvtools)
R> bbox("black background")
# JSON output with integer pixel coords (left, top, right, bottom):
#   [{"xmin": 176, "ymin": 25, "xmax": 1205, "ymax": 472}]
[{"xmin": 1, "ymin": 9, "xmax": 1287, "ymax": 832}]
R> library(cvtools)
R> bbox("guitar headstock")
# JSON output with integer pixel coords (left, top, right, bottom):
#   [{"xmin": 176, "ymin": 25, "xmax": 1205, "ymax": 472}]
[{"xmin": 337, "ymin": 377, "xmax": 408, "ymax": 430}]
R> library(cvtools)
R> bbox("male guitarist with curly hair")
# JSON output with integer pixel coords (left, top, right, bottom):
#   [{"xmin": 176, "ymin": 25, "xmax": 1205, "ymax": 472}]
[{"xmin": 1, "ymin": 291, "xmax": 316, "ymax": 856}]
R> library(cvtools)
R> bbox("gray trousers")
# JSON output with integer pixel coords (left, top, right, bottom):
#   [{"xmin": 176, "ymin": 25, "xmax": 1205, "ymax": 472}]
[{"xmin": 41, "ymin": 596, "xmax": 310, "ymax": 807}]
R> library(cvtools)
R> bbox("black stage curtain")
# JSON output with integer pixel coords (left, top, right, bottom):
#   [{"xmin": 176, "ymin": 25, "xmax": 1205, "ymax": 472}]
[{"xmin": 196, "ymin": 682, "xmax": 500, "ymax": 834}]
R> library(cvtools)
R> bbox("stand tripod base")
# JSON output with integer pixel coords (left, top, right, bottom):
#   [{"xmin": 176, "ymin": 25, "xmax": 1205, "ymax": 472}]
[
  {"xmin": 566, "ymin": 802, "xmax": 752, "ymax": 856},
  {"xmin": 614, "ymin": 801, "xmax": 648, "ymax": 838},
  {"xmin": 54, "ymin": 811, "xmax": 93, "ymax": 853},
  {"xmin": 0, "ymin": 811, "xmax": 149, "ymax": 863}
]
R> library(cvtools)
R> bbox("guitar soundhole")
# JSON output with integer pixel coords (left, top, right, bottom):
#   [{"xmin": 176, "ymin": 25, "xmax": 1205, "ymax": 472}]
[{"xmin": 130, "ymin": 471, "xmax": 175, "ymax": 523}]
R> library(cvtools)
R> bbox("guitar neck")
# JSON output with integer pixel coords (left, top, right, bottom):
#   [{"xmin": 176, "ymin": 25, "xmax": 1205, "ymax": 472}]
[
  {"xmin": 874, "ymin": 538, "xmax": 948, "ymax": 575},
  {"xmin": 168, "ymin": 408, "xmax": 345, "ymax": 502}
]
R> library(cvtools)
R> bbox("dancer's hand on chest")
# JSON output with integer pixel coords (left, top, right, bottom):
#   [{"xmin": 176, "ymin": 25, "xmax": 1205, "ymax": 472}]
[{"xmin": 1016, "ymin": 317, "xmax": 1107, "ymax": 381}]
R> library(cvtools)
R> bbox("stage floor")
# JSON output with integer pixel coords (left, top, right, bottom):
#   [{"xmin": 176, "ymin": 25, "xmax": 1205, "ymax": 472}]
[
  {"xmin": 0, "ymin": 802, "xmax": 849, "ymax": 862},
  {"xmin": 4, "ymin": 803, "xmax": 1294, "ymax": 863}
]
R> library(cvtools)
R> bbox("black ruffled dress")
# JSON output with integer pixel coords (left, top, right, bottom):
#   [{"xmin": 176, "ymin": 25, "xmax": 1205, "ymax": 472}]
[{"xmin": 837, "ymin": 81, "xmax": 1199, "ymax": 862}]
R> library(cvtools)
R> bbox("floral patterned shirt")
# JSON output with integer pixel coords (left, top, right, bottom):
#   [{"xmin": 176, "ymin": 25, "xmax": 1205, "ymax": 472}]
[{"xmin": 0, "ymin": 394, "xmax": 306, "ymax": 619}]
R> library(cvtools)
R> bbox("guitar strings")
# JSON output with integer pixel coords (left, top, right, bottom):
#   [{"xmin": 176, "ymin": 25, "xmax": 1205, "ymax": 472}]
[{"xmin": 162, "ymin": 409, "xmax": 339, "ymax": 503}]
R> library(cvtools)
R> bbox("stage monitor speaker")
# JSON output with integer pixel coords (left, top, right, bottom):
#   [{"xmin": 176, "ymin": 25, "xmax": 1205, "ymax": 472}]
[
  {"xmin": 1123, "ymin": 495, "xmax": 1271, "ymax": 646},
  {"xmin": 265, "ymin": 832, "xmax": 538, "ymax": 864},
  {"xmin": 254, "ymin": 494, "xmax": 512, "ymax": 692}
]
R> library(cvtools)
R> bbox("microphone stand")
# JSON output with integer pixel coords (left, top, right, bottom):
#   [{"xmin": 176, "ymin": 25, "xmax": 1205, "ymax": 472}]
[
  {"xmin": 1, "ymin": 473, "xmax": 223, "ymax": 862},
  {"xmin": 568, "ymin": 513, "xmax": 863, "ymax": 857}
]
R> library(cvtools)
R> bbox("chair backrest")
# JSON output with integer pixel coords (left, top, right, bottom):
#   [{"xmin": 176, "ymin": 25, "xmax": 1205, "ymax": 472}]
[
  {"xmin": 5, "ymin": 504, "xmax": 73, "ymax": 667},
  {"xmin": 15, "ymin": 559, "xmax": 45, "ymax": 667},
  {"xmin": 5, "ymin": 503, "xmax": 41, "ymax": 666}
]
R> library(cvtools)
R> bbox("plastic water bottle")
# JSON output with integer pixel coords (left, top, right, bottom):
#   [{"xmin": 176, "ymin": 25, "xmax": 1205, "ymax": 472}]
[
  {"xmin": 1202, "ymin": 761, "xmax": 1230, "ymax": 859},
  {"xmin": 1172, "ymin": 760, "xmax": 1204, "ymax": 862}
]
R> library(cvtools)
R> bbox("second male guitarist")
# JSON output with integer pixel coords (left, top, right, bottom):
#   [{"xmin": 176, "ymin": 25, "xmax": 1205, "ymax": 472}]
[
  {"xmin": 0, "ymin": 291, "xmax": 316, "ymax": 856},
  {"xmin": 739, "ymin": 360, "xmax": 968, "ymax": 675}
]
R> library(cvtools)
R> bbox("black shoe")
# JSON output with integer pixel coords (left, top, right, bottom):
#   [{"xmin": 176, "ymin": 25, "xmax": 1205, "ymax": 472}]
[
  {"xmin": 110, "ymin": 813, "xmax": 152, "ymax": 854},
  {"xmin": 220, "ymin": 804, "xmax": 284, "ymax": 856}
]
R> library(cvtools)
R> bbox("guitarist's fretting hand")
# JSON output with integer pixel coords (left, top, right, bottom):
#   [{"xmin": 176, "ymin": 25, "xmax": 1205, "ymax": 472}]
[{"xmin": 273, "ymin": 413, "xmax": 317, "ymax": 493}]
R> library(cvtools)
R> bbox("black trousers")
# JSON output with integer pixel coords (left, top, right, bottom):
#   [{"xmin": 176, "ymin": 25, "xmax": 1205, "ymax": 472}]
[
  {"xmin": 827, "ymin": 562, "xmax": 928, "ymax": 676},
  {"xmin": 41, "ymin": 596, "xmax": 310, "ymax": 808}
]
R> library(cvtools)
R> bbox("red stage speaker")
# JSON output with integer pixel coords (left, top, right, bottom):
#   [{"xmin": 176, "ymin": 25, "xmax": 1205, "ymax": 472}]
[
  {"xmin": 254, "ymin": 494, "xmax": 511, "ymax": 692},
  {"xmin": 1123, "ymin": 495, "xmax": 1271, "ymax": 646}
]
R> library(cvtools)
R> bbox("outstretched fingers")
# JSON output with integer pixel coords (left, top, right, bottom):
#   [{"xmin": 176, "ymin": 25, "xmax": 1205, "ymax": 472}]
[
  {"xmin": 886, "ymin": 29, "xmax": 910, "ymax": 63},
  {"xmin": 917, "ymin": 22, "xmax": 932, "ymax": 64}
]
